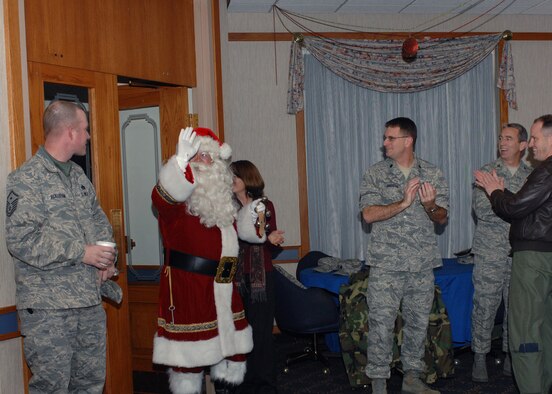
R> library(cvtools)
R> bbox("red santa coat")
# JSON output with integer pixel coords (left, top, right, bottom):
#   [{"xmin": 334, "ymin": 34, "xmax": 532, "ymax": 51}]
[{"xmin": 151, "ymin": 156, "xmax": 254, "ymax": 369}]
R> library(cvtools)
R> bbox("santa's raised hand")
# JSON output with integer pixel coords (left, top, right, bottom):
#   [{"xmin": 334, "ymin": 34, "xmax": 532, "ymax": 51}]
[{"xmin": 176, "ymin": 127, "xmax": 200, "ymax": 171}]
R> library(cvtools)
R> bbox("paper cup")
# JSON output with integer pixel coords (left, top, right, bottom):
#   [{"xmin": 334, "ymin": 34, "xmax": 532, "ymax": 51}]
[
  {"xmin": 96, "ymin": 241, "xmax": 116, "ymax": 269},
  {"xmin": 96, "ymin": 241, "xmax": 116, "ymax": 249}
]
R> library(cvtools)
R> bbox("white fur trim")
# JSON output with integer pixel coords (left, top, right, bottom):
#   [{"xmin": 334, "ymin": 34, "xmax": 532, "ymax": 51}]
[
  {"xmin": 197, "ymin": 136, "xmax": 220, "ymax": 156},
  {"xmin": 219, "ymin": 225, "xmax": 239, "ymax": 257},
  {"xmin": 168, "ymin": 369, "xmax": 203, "ymax": 394},
  {"xmin": 219, "ymin": 143, "xmax": 232, "ymax": 160},
  {"xmin": 236, "ymin": 203, "xmax": 267, "ymax": 243},
  {"xmin": 196, "ymin": 136, "xmax": 232, "ymax": 160},
  {"xmin": 215, "ymin": 283, "xmax": 237, "ymax": 356},
  {"xmin": 158, "ymin": 156, "xmax": 196, "ymax": 202},
  {"xmin": 210, "ymin": 360, "xmax": 247, "ymax": 385},
  {"xmin": 152, "ymin": 326, "xmax": 253, "ymax": 368}
]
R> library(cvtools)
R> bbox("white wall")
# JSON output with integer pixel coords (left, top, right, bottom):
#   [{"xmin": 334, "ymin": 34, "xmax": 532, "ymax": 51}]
[
  {"xmin": 224, "ymin": 40, "xmax": 300, "ymax": 245},
  {"xmin": 222, "ymin": 10, "xmax": 552, "ymax": 250},
  {"xmin": 510, "ymin": 41, "xmax": 552, "ymax": 129}
]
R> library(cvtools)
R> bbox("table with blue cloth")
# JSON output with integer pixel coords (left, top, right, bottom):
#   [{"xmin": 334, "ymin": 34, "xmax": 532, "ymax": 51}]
[
  {"xmin": 299, "ymin": 258, "xmax": 474, "ymax": 351},
  {"xmin": 434, "ymin": 258, "xmax": 474, "ymax": 347}
]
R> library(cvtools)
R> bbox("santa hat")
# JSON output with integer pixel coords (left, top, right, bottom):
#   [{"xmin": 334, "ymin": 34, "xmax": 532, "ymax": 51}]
[{"xmin": 194, "ymin": 127, "xmax": 232, "ymax": 160}]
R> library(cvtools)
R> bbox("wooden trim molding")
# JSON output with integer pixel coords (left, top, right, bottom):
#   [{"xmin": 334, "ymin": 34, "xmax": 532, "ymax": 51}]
[
  {"xmin": 508, "ymin": 32, "xmax": 552, "ymax": 40},
  {"xmin": 0, "ymin": 305, "xmax": 20, "ymax": 341},
  {"xmin": 118, "ymin": 86, "xmax": 160, "ymax": 110},
  {"xmin": 211, "ymin": 0, "xmax": 225, "ymax": 139},
  {"xmin": 295, "ymin": 111, "xmax": 310, "ymax": 257},
  {"xmin": 4, "ymin": 0, "xmax": 26, "ymax": 168},
  {"xmin": 229, "ymin": 31, "xmax": 552, "ymax": 42}
]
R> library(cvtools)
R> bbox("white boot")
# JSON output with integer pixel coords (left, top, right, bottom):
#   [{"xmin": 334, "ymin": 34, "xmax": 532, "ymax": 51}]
[
  {"xmin": 210, "ymin": 359, "xmax": 246, "ymax": 386},
  {"xmin": 168, "ymin": 369, "xmax": 203, "ymax": 394}
]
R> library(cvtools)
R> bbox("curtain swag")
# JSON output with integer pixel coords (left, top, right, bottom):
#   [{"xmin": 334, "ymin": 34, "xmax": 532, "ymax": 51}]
[{"xmin": 287, "ymin": 33, "xmax": 516, "ymax": 114}]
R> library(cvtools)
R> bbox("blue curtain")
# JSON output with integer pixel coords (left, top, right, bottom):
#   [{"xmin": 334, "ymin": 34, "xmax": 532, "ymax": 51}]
[{"xmin": 304, "ymin": 53, "xmax": 497, "ymax": 259}]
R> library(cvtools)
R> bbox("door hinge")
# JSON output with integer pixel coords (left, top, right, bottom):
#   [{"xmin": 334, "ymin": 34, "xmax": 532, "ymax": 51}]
[{"xmin": 187, "ymin": 113, "xmax": 199, "ymax": 128}]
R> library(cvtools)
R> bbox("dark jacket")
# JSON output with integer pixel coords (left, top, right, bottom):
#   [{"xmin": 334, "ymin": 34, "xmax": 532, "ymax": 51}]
[{"xmin": 490, "ymin": 156, "xmax": 552, "ymax": 252}]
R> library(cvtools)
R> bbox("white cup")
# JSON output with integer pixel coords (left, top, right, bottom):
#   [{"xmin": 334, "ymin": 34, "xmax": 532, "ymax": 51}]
[
  {"xmin": 96, "ymin": 241, "xmax": 116, "ymax": 259},
  {"xmin": 96, "ymin": 241, "xmax": 116, "ymax": 248},
  {"xmin": 96, "ymin": 241, "xmax": 116, "ymax": 271}
]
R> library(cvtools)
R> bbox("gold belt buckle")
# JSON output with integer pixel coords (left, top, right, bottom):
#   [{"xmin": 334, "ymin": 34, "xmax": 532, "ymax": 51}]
[{"xmin": 215, "ymin": 256, "xmax": 238, "ymax": 283}]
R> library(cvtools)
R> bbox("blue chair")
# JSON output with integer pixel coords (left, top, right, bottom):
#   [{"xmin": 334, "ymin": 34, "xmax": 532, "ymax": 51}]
[
  {"xmin": 273, "ymin": 265, "xmax": 340, "ymax": 374},
  {"xmin": 295, "ymin": 250, "xmax": 329, "ymax": 280}
]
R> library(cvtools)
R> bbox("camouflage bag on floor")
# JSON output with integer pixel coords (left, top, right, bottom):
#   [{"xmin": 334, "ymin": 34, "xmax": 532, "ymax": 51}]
[
  {"xmin": 423, "ymin": 285, "xmax": 455, "ymax": 382},
  {"xmin": 338, "ymin": 270, "xmax": 371, "ymax": 387},
  {"xmin": 338, "ymin": 270, "xmax": 455, "ymax": 387}
]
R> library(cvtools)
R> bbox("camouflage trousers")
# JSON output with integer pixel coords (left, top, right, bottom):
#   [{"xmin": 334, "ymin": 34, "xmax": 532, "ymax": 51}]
[
  {"xmin": 471, "ymin": 256, "xmax": 511, "ymax": 353},
  {"xmin": 365, "ymin": 268, "xmax": 434, "ymax": 379},
  {"xmin": 19, "ymin": 304, "xmax": 106, "ymax": 393}
]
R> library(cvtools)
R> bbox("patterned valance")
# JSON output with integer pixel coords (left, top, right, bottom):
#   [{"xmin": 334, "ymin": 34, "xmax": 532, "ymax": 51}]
[{"xmin": 287, "ymin": 33, "xmax": 516, "ymax": 114}]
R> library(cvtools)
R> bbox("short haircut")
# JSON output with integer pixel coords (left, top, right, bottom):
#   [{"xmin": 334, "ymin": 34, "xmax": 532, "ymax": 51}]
[
  {"xmin": 230, "ymin": 160, "xmax": 265, "ymax": 200},
  {"xmin": 534, "ymin": 114, "xmax": 552, "ymax": 136},
  {"xmin": 385, "ymin": 117, "xmax": 417, "ymax": 148},
  {"xmin": 43, "ymin": 100, "xmax": 83, "ymax": 138},
  {"xmin": 502, "ymin": 123, "xmax": 528, "ymax": 142}
]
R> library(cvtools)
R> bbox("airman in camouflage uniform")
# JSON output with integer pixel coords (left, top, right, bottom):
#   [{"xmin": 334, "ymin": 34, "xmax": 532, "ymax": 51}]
[
  {"xmin": 339, "ymin": 270, "xmax": 454, "ymax": 388},
  {"xmin": 360, "ymin": 117, "xmax": 448, "ymax": 394},
  {"xmin": 5, "ymin": 101, "xmax": 118, "ymax": 393},
  {"xmin": 470, "ymin": 123, "xmax": 531, "ymax": 382}
]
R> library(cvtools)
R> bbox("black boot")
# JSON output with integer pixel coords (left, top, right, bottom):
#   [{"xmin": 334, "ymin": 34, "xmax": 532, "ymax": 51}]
[{"xmin": 213, "ymin": 380, "xmax": 237, "ymax": 394}]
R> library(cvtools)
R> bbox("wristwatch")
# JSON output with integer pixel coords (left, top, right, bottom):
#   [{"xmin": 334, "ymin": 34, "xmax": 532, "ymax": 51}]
[{"xmin": 426, "ymin": 206, "xmax": 439, "ymax": 214}]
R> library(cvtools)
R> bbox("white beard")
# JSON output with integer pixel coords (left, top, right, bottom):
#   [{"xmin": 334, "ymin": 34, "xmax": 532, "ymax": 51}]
[{"xmin": 187, "ymin": 159, "xmax": 238, "ymax": 228}]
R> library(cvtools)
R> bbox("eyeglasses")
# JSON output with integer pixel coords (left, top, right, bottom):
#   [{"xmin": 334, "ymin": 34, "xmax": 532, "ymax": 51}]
[
  {"xmin": 383, "ymin": 136, "xmax": 409, "ymax": 142},
  {"xmin": 192, "ymin": 151, "xmax": 213, "ymax": 164}
]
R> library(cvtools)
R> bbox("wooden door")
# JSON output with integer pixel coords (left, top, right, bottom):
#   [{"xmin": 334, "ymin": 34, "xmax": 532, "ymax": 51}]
[
  {"xmin": 118, "ymin": 85, "xmax": 188, "ymax": 372},
  {"xmin": 27, "ymin": 62, "xmax": 133, "ymax": 393}
]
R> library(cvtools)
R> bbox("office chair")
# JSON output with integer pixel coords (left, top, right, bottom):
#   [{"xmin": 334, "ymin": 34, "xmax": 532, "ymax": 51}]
[
  {"xmin": 295, "ymin": 250, "xmax": 330, "ymax": 280},
  {"xmin": 273, "ymin": 265, "xmax": 340, "ymax": 374}
]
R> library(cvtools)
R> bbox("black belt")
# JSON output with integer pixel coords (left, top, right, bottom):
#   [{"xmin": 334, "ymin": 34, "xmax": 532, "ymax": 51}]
[{"xmin": 167, "ymin": 249, "xmax": 219, "ymax": 277}]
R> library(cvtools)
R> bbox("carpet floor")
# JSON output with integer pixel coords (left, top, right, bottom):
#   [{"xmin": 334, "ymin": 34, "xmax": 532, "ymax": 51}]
[{"xmin": 133, "ymin": 333, "xmax": 519, "ymax": 393}]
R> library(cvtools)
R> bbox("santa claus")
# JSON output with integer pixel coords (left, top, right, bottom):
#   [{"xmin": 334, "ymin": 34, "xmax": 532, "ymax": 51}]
[{"xmin": 151, "ymin": 127, "xmax": 262, "ymax": 394}]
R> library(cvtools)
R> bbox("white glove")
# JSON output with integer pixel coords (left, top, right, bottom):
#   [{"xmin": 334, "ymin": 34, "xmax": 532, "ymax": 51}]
[
  {"xmin": 250, "ymin": 198, "xmax": 266, "ymax": 225},
  {"xmin": 175, "ymin": 127, "xmax": 200, "ymax": 171}
]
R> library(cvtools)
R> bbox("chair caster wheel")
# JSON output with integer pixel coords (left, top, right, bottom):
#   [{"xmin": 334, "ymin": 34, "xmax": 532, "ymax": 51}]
[
  {"xmin": 283, "ymin": 367, "xmax": 290, "ymax": 374},
  {"xmin": 323, "ymin": 368, "xmax": 330, "ymax": 374}
]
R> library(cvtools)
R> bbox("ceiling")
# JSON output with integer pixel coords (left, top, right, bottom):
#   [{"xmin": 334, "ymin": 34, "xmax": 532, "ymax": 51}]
[{"xmin": 227, "ymin": 0, "xmax": 552, "ymax": 15}]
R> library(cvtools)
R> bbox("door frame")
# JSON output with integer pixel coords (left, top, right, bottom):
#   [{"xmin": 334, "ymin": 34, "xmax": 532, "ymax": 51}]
[
  {"xmin": 118, "ymin": 83, "xmax": 189, "ymax": 371},
  {"xmin": 27, "ymin": 61, "xmax": 133, "ymax": 393}
]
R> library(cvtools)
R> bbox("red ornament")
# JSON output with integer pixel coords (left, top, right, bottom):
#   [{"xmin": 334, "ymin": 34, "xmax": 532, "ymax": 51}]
[{"xmin": 402, "ymin": 37, "xmax": 419, "ymax": 63}]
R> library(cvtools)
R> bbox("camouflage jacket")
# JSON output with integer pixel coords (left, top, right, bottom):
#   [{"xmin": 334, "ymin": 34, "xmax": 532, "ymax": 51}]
[
  {"xmin": 339, "ymin": 270, "xmax": 454, "ymax": 387},
  {"xmin": 471, "ymin": 158, "xmax": 532, "ymax": 260},
  {"xmin": 359, "ymin": 157, "xmax": 449, "ymax": 271},
  {"xmin": 5, "ymin": 147, "xmax": 113, "ymax": 309}
]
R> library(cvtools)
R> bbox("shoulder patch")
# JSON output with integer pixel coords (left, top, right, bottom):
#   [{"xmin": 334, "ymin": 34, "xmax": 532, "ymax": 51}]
[{"xmin": 6, "ymin": 191, "xmax": 19, "ymax": 217}]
